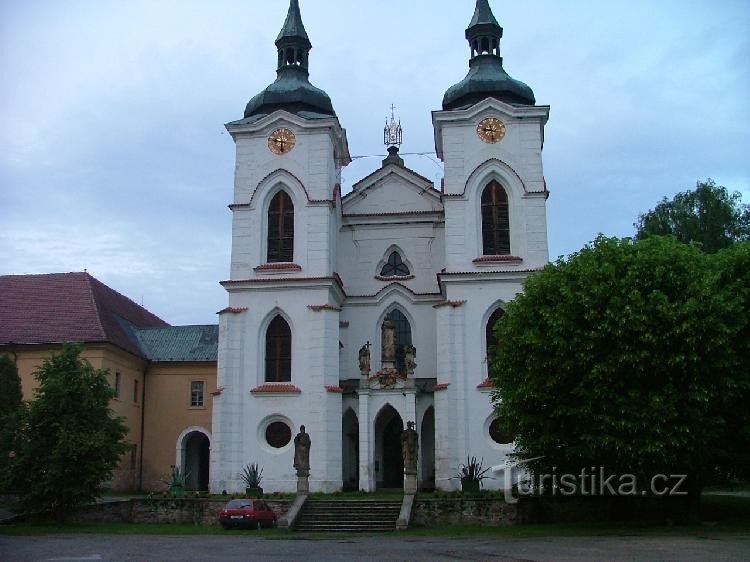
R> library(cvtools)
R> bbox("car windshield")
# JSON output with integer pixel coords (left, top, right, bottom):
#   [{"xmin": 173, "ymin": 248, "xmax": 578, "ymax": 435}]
[{"xmin": 226, "ymin": 500, "xmax": 252, "ymax": 509}]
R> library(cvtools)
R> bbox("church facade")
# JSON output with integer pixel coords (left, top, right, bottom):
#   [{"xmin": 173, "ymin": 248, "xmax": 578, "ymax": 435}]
[{"xmin": 210, "ymin": 0, "xmax": 551, "ymax": 493}]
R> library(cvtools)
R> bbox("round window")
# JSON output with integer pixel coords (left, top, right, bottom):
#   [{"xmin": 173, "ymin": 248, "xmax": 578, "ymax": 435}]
[
  {"xmin": 489, "ymin": 418, "xmax": 514, "ymax": 445},
  {"xmin": 265, "ymin": 421, "xmax": 292, "ymax": 449}
]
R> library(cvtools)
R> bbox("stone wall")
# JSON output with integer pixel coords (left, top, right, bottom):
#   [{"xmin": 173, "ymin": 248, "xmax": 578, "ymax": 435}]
[
  {"xmin": 411, "ymin": 498, "xmax": 517, "ymax": 527},
  {"xmin": 72, "ymin": 498, "xmax": 292, "ymax": 526}
]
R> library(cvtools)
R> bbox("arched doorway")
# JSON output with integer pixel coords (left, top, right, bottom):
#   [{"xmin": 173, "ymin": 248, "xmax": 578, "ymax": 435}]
[
  {"xmin": 342, "ymin": 409, "xmax": 359, "ymax": 491},
  {"xmin": 420, "ymin": 406, "xmax": 435, "ymax": 491},
  {"xmin": 374, "ymin": 405, "xmax": 403, "ymax": 489},
  {"xmin": 182, "ymin": 431, "xmax": 210, "ymax": 491}
]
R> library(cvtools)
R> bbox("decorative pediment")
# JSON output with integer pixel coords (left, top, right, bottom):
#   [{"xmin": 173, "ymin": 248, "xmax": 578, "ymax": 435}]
[{"xmin": 342, "ymin": 164, "xmax": 442, "ymax": 216}]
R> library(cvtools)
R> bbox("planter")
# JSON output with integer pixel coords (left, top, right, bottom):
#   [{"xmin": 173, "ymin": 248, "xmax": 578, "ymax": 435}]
[
  {"xmin": 169, "ymin": 484, "xmax": 185, "ymax": 497},
  {"xmin": 246, "ymin": 486, "xmax": 263, "ymax": 498},
  {"xmin": 461, "ymin": 478, "xmax": 481, "ymax": 495}
]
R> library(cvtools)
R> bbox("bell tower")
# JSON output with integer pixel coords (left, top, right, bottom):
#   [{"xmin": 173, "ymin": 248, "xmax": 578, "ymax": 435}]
[
  {"xmin": 431, "ymin": 0, "xmax": 551, "ymax": 490},
  {"xmin": 211, "ymin": 0, "xmax": 350, "ymax": 494}
]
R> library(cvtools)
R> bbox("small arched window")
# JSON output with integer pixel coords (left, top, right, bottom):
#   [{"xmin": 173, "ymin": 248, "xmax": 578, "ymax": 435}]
[
  {"xmin": 265, "ymin": 315, "xmax": 291, "ymax": 382},
  {"xmin": 385, "ymin": 309, "xmax": 412, "ymax": 375},
  {"xmin": 268, "ymin": 191, "xmax": 294, "ymax": 263},
  {"xmin": 485, "ymin": 307, "xmax": 505, "ymax": 362},
  {"xmin": 380, "ymin": 252, "xmax": 410, "ymax": 277},
  {"xmin": 481, "ymin": 181, "xmax": 510, "ymax": 255}
]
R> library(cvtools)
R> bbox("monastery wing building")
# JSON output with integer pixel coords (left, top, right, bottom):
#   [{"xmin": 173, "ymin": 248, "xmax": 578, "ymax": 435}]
[{"xmin": 211, "ymin": 0, "xmax": 550, "ymax": 494}]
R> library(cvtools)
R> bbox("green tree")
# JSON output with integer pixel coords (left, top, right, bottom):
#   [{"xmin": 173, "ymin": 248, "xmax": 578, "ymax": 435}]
[
  {"xmin": 0, "ymin": 354, "xmax": 23, "ymax": 414},
  {"xmin": 635, "ymin": 179, "xmax": 750, "ymax": 253},
  {"xmin": 490, "ymin": 236, "xmax": 747, "ymax": 499},
  {"xmin": 0, "ymin": 354, "xmax": 25, "ymax": 492},
  {"xmin": 12, "ymin": 344, "xmax": 129, "ymax": 519},
  {"xmin": 709, "ymin": 242, "xmax": 750, "ymax": 482}
]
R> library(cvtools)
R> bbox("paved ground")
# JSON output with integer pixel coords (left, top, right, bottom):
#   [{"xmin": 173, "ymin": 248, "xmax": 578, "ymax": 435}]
[{"xmin": 1, "ymin": 534, "xmax": 749, "ymax": 561}]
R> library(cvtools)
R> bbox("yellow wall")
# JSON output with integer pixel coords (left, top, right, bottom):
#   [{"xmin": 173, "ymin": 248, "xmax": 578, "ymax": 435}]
[
  {"xmin": 141, "ymin": 362, "xmax": 216, "ymax": 490},
  {"xmin": 4, "ymin": 344, "xmax": 147, "ymax": 491}
]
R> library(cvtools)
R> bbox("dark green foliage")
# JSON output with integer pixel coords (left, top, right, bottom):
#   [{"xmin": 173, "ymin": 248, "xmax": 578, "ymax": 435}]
[
  {"xmin": 490, "ymin": 236, "xmax": 749, "ymax": 492},
  {"xmin": 12, "ymin": 344, "xmax": 129, "ymax": 519},
  {"xmin": 0, "ymin": 354, "xmax": 25, "ymax": 492},
  {"xmin": 635, "ymin": 179, "xmax": 750, "ymax": 253},
  {"xmin": 0, "ymin": 354, "xmax": 23, "ymax": 414}
]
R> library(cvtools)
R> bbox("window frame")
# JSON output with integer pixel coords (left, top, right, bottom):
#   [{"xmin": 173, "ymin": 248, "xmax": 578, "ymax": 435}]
[
  {"xmin": 266, "ymin": 190, "xmax": 295, "ymax": 263},
  {"xmin": 190, "ymin": 380, "xmax": 205, "ymax": 408},
  {"xmin": 265, "ymin": 315, "xmax": 292, "ymax": 383},
  {"xmin": 480, "ymin": 180, "xmax": 511, "ymax": 256},
  {"xmin": 114, "ymin": 372, "xmax": 121, "ymax": 400},
  {"xmin": 380, "ymin": 251, "xmax": 411, "ymax": 277}
]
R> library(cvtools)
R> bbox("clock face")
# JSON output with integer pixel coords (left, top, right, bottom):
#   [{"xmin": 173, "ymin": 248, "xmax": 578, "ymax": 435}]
[
  {"xmin": 267, "ymin": 128, "xmax": 296, "ymax": 155},
  {"xmin": 477, "ymin": 117, "xmax": 506, "ymax": 144}
]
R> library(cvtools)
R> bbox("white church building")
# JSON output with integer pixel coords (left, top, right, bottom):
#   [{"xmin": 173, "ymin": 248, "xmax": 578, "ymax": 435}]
[{"xmin": 210, "ymin": 0, "xmax": 550, "ymax": 493}]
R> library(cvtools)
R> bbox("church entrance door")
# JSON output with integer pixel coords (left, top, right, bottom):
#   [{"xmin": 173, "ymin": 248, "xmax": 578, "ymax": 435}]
[{"xmin": 375, "ymin": 405, "xmax": 403, "ymax": 489}]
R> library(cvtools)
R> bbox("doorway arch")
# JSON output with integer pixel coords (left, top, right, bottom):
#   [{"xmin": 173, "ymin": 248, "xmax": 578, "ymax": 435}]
[
  {"xmin": 342, "ymin": 408, "xmax": 359, "ymax": 491},
  {"xmin": 178, "ymin": 428, "xmax": 210, "ymax": 491},
  {"xmin": 374, "ymin": 405, "xmax": 404, "ymax": 489}
]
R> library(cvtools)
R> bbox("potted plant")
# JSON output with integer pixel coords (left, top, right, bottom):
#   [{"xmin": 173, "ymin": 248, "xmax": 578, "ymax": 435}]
[
  {"xmin": 455, "ymin": 456, "xmax": 491, "ymax": 495},
  {"xmin": 241, "ymin": 462, "xmax": 264, "ymax": 498},
  {"xmin": 165, "ymin": 465, "xmax": 190, "ymax": 497}
]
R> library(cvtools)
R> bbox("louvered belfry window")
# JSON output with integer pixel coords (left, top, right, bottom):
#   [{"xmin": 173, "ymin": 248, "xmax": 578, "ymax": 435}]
[
  {"xmin": 481, "ymin": 181, "xmax": 510, "ymax": 255},
  {"xmin": 265, "ymin": 316, "xmax": 291, "ymax": 382},
  {"xmin": 267, "ymin": 191, "xmax": 294, "ymax": 262},
  {"xmin": 380, "ymin": 252, "xmax": 410, "ymax": 277}
]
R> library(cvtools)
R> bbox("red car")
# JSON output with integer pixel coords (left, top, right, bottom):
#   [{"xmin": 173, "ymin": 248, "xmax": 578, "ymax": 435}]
[{"xmin": 219, "ymin": 499, "xmax": 277, "ymax": 530}]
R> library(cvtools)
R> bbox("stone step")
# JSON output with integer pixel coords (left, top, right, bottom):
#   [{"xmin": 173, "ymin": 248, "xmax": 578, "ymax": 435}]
[{"xmin": 293, "ymin": 499, "xmax": 402, "ymax": 533}]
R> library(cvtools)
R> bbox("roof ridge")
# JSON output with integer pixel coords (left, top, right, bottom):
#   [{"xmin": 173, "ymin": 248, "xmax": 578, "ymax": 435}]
[{"xmin": 82, "ymin": 272, "xmax": 108, "ymax": 342}]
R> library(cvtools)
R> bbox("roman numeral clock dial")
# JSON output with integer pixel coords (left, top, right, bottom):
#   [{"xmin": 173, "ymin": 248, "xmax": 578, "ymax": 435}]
[
  {"xmin": 477, "ymin": 117, "xmax": 506, "ymax": 144},
  {"xmin": 267, "ymin": 128, "xmax": 296, "ymax": 155}
]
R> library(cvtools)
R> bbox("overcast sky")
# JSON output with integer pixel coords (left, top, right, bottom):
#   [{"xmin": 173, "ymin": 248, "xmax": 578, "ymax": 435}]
[{"xmin": 1, "ymin": 0, "xmax": 748, "ymax": 326}]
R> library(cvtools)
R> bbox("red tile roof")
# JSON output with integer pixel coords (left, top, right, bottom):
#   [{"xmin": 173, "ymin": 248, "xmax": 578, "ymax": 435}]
[
  {"xmin": 0, "ymin": 272, "xmax": 168, "ymax": 357},
  {"xmin": 477, "ymin": 379, "xmax": 495, "ymax": 389}
]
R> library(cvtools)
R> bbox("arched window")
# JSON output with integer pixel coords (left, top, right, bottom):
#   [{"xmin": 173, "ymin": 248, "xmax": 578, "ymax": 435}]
[
  {"xmin": 485, "ymin": 307, "xmax": 505, "ymax": 362},
  {"xmin": 385, "ymin": 309, "xmax": 412, "ymax": 375},
  {"xmin": 267, "ymin": 191, "xmax": 294, "ymax": 263},
  {"xmin": 481, "ymin": 181, "xmax": 510, "ymax": 255},
  {"xmin": 380, "ymin": 252, "xmax": 410, "ymax": 277},
  {"xmin": 265, "ymin": 316, "xmax": 291, "ymax": 382}
]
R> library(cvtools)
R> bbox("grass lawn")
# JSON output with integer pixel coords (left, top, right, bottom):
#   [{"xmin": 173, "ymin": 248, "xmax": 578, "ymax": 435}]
[{"xmin": 2, "ymin": 494, "xmax": 748, "ymax": 538}]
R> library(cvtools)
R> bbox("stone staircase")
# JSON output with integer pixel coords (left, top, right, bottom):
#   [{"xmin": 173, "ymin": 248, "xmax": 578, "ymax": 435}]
[{"xmin": 293, "ymin": 499, "xmax": 402, "ymax": 532}]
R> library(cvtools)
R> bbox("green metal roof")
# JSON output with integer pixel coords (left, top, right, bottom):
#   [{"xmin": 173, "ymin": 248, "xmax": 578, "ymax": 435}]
[
  {"xmin": 134, "ymin": 325, "xmax": 218, "ymax": 362},
  {"xmin": 468, "ymin": 0, "xmax": 500, "ymax": 28},
  {"xmin": 276, "ymin": 0, "xmax": 310, "ymax": 46},
  {"xmin": 443, "ymin": 0, "xmax": 535, "ymax": 109}
]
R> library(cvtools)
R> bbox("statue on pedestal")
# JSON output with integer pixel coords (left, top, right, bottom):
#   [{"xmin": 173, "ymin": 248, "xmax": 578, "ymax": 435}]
[
  {"xmin": 382, "ymin": 318, "xmax": 396, "ymax": 364},
  {"xmin": 401, "ymin": 421, "xmax": 418, "ymax": 475},
  {"xmin": 358, "ymin": 342, "xmax": 371, "ymax": 376},
  {"xmin": 404, "ymin": 344, "xmax": 417, "ymax": 375},
  {"xmin": 293, "ymin": 425, "xmax": 311, "ymax": 477}
]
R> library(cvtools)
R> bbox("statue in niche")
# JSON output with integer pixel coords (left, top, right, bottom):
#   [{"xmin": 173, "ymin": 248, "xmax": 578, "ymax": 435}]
[
  {"xmin": 293, "ymin": 425, "xmax": 311, "ymax": 477},
  {"xmin": 358, "ymin": 342, "xmax": 371, "ymax": 375},
  {"xmin": 382, "ymin": 318, "xmax": 397, "ymax": 363},
  {"xmin": 404, "ymin": 344, "xmax": 417, "ymax": 375},
  {"xmin": 401, "ymin": 421, "xmax": 418, "ymax": 475}
]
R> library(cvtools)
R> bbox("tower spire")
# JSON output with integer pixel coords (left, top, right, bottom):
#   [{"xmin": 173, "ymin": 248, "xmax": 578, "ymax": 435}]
[
  {"xmin": 243, "ymin": 0, "xmax": 336, "ymax": 118},
  {"xmin": 275, "ymin": 0, "xmax": 312, "ymax": 72},
  {"xmin": 465, "ymin": 0, "xmax": 503, "ymax": 59},
  {"xmin": 442, "ymin": 0, "xmax": 535, "ymax": 109}
]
